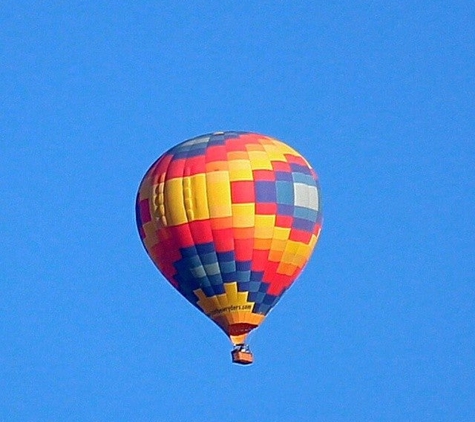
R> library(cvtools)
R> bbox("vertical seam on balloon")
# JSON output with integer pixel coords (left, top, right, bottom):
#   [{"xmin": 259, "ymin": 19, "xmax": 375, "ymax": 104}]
[
  {"xmin": 179, "ymin": 138, "xmax": 222, "ymax": 313},
  {"xmin": 255, "ymin": 136, "xmax": 280, "ymax": 314},
  {"xmin": 153, "ymin": 148, "xmax": 180, "ymax": 291},
  {"xmin": 181, "ymin": 142, "xmax": 209, "ymax": 301},
  {"xmin": 285, "ymin": 168, "xmax": 307, "ymax": 290},
  {"xmin": 229, "ymin": 134, "xmax": 254, "ymax": 293},
  {"xmin": 300, "ymin": 162, "xmax": 321, "ymax": 279},
  {"xmin": 285, "ymin": 148, "xmax": 318, "ymax": 293},
  {"xmin": 282, "ymin": 154, "xmax": 307, "ymax": 294},
  {"xmin": 191, "ymin": 136, "xmax": 226, "ymax": 309},
  {"xmin": 151, "ymin": 155, "xmax": 171, "ymax": 227},
  {"xmin": 215, "ymin": 134, "xmax": 239, "ymax": 313},
  {"xmin": 136, "ymin": 172, "xmax": 153, "ymax": 260},
  {"xmin": 271, "ymin": 141, "xmax": 302, "ymax": 294},
  {"xmin": 245, "ymin": 134, "xmax": 263, "ymax": 311},
  {"xmin": 203, "ymin": 135, "xmax": 228, "ymax": 309},
  {"xmin": 223, "ymin": 135, "xmax": 238, "ymax": 288},
  {"xmin": 147, "ymin": 153, "xmax": 174, "ymax": 274}
]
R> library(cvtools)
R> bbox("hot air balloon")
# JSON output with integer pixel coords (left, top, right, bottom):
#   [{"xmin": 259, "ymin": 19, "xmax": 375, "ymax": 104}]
[{"xmin": 136, "ymin": 131, "xmax": 322, "ymax": 364}]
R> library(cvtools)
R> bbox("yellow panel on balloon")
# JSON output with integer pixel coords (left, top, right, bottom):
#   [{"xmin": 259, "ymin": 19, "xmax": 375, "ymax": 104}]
[
  {"xmin": 254, "ymin": 215, "xmax": 275, "ymax": 238},
  {"xmin": 188, "ymin": 174, "xmax": 209, "ymax": 221},
  {"xmin": 292, "ymin": 251, "xmax": 308, "ymax": 269},
  {"xmin": 273, "ymin": 227, "xmax": 291, "ymax": 241},
  {"xmin": 261, "ymin": 144, "xmax": 287, "ymax": 162},
  {"xmin": 272, "ymin": 140, "xmax": 299, "ymax": 156},
  {"xmin": 228, "ymin": 160, "xmax": 253, "ymax": 181},
  {"xmin": 232, "ymin": 204, "xmax": 255, "ymax": 228},
  {"xmin": 282, "ymin": 241, "xmax": 301, "ymax": 261},
  {"xmin": 248, "ymin": 151, "xmax": 273, "ymax": 170},
  {"xmin": 164, "ymin": 178, "xmax": 187, "ymax": 226},
  {"xmin": 206, "ymin": 171, "xmax": 232, "ymax": 218}
]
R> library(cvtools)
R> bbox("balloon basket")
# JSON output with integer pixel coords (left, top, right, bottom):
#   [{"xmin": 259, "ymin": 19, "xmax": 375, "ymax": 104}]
[{"xmin": 231, "ymin": 344, "xmax": 253, "ymax": 365}]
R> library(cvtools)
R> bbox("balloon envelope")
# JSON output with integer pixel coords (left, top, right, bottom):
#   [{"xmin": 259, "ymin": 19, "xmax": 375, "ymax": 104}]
[{"xmin": 136, "ymin": 131, "xmax": 322, "ymax": 347}]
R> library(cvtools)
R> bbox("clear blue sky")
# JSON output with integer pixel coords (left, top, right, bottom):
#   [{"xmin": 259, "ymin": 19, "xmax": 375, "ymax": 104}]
[{"xmin": 1, "ymin": 1, "xmax": 474, "ymax": 421}]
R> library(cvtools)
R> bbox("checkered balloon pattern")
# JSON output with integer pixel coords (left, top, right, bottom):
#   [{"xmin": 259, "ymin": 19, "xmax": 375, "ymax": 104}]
[{"xmin": 136, "ymin": 131, "xmax": 322, "ymax": 343}]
